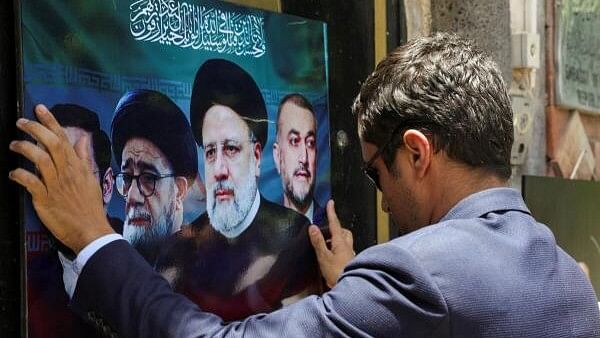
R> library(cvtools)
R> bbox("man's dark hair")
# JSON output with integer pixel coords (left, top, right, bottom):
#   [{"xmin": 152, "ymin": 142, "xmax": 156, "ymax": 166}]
[
  {"xmin": 275, "ymin": 93, "xmax": 316, "ymax": 136},
  {"xmin": 352, "ymin": 33, "xmax": 513, "ymax": 179},
  {"xmin": 112, "ymin": 89, "xmax": 198, "ymax": 180},
  {"xmin": 49, "ymin": 104, "xmax": 111, "ymax": 177}
]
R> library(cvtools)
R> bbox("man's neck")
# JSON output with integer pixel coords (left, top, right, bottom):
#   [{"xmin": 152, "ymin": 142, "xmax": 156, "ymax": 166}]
[{"xmin": 427, "ymin": 163, "xmax": 508, "ymax": 226}]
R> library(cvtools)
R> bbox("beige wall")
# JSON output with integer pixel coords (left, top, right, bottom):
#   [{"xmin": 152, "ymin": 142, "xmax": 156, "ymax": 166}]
[
  {"xmin": 222, "ymin": 0, "xmax": 281, "ymax": 12},
  {"xmin": 404, "ymin": 0, "xmax": 431, "ymax": 38}
]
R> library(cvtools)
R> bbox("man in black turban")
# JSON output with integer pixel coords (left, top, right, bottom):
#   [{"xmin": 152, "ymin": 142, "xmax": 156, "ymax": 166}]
[
  {"xmin": 156, "ymin": 59, "xmax": 321, "ymax": 321},
  {"xmin": 111, "ymin": 89, "xmax": 198, "ymax": 263}
]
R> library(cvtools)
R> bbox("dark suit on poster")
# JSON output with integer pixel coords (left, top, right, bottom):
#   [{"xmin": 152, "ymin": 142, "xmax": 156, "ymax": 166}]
[
  {"xmin": 311, "ymin": 199, "xmax": 326, "ymax": 227},
  {"xmin": 70, "ymin": 188, "xmax": 600, "ymax": 337},
  {"xmin": 155, "ymin": 195, "xmax": 321, "ymax": 321},
  {"xmin": 27, "ymin": 250, "xmax": 101, "ymax": 338},
  {"xmin": 27, "ymin": 216, "xmax": 122, "ymax": 338}
]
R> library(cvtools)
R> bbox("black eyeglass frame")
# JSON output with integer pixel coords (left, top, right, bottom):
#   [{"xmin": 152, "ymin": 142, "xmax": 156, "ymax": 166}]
[
  {"xmin": 361, "ymin": 124, "xmax": 407, "ymax": 191},
  {"xmin": 114, "ymin": 172, "xmax": 176, "ymax": 198}
]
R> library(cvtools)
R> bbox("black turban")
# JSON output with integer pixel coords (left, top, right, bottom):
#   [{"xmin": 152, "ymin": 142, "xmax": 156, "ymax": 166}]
[
  {"xmin": 190, "ymin": 59, "xmax": 268, "ymax": 149},
  {"xmin": 111, "ymin": 89, "xmax": 198, "ymax": 179}
]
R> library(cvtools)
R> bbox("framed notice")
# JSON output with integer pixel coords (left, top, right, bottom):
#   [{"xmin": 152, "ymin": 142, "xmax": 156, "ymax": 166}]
[
  {"xmin": 18, "ymin": 0, "xmax": 330, "ymax": 336},
  {"xmin": 556, "ymin": 0, "xmax": 600, "ymax": 113}
]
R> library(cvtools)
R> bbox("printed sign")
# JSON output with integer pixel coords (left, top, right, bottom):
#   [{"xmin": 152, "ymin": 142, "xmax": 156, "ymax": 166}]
[{"xmin": 557, "ymin": 0, "xmax": 600, "ymax": 113}]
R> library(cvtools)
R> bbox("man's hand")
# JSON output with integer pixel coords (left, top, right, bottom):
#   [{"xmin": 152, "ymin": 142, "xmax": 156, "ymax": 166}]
[
  {"xmin": 9, "ymin": 105, "xmax": 114, "ymax": 254},
  {"xmin": 308, "ymin": 200, "xmax": 355, "ymax": 288}
]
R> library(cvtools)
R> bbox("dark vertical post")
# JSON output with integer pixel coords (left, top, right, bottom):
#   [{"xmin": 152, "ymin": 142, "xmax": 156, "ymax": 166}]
[
  {"xmin": 384, "ymin": 0, "xmax": 406, "ymax": 240},
  {"xmin": 0, "ymin": 0, "xmax": 23, "ymax": 337}
]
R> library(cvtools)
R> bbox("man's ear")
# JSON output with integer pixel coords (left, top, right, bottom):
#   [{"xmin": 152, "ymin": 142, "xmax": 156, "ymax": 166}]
[
  {"xmin": 102, "ymin": 167, "xmax": 114, "ymax": 206},
  {"xmin": 174, "ymin": 177, "xmax": 189, "ymax": 211},
  {"xmin": 254, "ymin": 142, "xmax": 262, "ymax": 176},
  {"xmin": 402, "ymin": 129, "xmax": 432, "ymax": 179},
  {"xmin": 272, "ymin": 142, "xmax": 281, "ymax": 174}
]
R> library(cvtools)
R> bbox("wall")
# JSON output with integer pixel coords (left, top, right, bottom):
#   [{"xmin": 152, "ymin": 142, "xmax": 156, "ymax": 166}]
[
  {"xmin": 547, "ymin": 1, "xmax": 600, "ymax": 182},
  {"xmin": 510, "ymin": 0, "xmax": 548, "ymax": 189},
  {"xmin": 407, "ymin": 0, "xmax": 548, "ymax": 189},
  {"xmin": 431, "ymin": 0, "xmax": 512, "ymax": 83}
]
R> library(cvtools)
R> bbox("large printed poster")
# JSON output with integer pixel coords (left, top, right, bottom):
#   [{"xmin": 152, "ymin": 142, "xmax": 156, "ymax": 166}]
[{"xmin": 21, "ymin": 1, "xmax": 330, "ymax": 336}]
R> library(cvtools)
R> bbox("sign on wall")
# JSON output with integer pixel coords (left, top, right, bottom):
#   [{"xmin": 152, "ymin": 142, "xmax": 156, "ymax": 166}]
[
  {"xmin": 557, "ymin": 0, "xmax": 600, "ymax": 113},
  {"xmin": 19, "ymin": 1, "xmax": 330, "ymax": 336}
]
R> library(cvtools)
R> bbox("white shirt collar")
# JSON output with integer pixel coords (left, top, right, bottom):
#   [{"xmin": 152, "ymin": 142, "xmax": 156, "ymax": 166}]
[{"xmin": 304, "ymin": 201, "xmax": 315, "ymax": 223}]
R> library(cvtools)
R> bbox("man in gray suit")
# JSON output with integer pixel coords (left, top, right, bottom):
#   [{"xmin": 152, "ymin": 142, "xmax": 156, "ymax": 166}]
[{"xmin": 11, "ymin": 33, "xmax": 600, "ymax": 337}]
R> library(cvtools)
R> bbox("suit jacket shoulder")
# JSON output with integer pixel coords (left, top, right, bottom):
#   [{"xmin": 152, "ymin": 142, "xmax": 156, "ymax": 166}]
[
  {"xmin": 252, "ymin": 196, "xmax": 311, "ymax": 252},
  {"xmin": 379, "ymin": 206, "xmax": 600, "ymax": 337}
]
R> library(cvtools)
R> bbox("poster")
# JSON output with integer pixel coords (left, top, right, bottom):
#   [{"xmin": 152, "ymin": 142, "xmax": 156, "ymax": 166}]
[{"xmin": 20, "ymin": 1, "xmax": 330, "ymax": 336}]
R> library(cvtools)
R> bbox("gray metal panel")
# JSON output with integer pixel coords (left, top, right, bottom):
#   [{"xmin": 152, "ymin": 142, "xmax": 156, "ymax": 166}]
[
  {"xmin": 523, "ymin": 175, "xmax": 600, "ymax": 296},
  {"xmin": 0, "ymin": 0, "xmax": 23, "ymax": 336}
]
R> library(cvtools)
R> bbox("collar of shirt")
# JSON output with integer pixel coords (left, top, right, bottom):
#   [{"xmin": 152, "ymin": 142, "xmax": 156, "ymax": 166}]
[
  {"xmin": 304, "ymin": 201, "xmax": 315, "ymax": 223},
  {"xmin": 439, "ymin": 187, "xmax": 531, "ymax": 222}
]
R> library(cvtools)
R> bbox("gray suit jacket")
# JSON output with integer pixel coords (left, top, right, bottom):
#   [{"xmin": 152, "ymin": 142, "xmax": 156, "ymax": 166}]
[{"xmin": 71, "ymin": 188, "xmax": 600, "ymax": 337}]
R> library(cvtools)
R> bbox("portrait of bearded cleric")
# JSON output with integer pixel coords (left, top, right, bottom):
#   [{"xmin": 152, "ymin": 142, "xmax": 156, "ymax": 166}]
[
  {"xmin": 155, "ymin": 59, "xmax": 322, "ymax": 321},
  {"xmin": 111, "ymin": 89, "xmax": 198, "ymax": 264}
]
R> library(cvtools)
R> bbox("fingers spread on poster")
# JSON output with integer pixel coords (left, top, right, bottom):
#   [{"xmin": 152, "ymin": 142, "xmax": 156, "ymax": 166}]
[
  {"xmin": 8, "ymin": 167, "xmax": 46, "ymax": 198},
  {"xmin": 10, "ymin": 107, "xmax": 114, "ymax": 254},
  {"xmin": 309, "ymin": 200, "xmax": 355, "ymax": 288}
]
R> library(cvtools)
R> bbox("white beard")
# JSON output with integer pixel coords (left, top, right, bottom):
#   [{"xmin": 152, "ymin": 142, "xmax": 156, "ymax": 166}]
[
  {"xmin": 207, "ymin": 157, "xmax": 257, "ymax": 238},
  {"xmin": 124, "ymin": 200, "xmax": 175, "ymax": 261}
]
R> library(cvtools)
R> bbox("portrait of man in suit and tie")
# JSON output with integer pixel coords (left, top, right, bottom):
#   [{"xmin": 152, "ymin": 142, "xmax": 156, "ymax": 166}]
[
  {"xmin": 51, "ymin": 104, "xmax": 122, "ymax": 238},
  {"xmin": 155, "ymin": 59, "xmax": 321, "ymax": 321},
  {"xmin": 110, "ymin": 89, "xmax": 198, "ymax": 264},
  {"xmin": 273, "ymin": 93, "xmax": 326, "ymax": 225},
  {"xmin": 28, "ymin": 103, "xmax": 120, "ymax": 338}
]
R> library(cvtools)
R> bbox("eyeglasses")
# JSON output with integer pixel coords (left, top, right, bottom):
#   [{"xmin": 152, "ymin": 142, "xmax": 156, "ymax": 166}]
[
  {"xmin": 361, "ymin": 125, "xmax": 405, "ymax": 191},
  {"xmin": 114, "ymin": 173, "xmax": 175, "ymax": 198}
]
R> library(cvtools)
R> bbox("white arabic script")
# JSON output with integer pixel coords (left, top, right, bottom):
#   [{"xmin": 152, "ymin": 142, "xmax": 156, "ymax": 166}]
[{"xmin": 130, "ymin": 0, "xmax": 266, "ymax": 57}]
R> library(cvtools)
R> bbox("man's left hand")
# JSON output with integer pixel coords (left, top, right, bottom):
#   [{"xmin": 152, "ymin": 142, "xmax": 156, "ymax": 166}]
[{"xmin": 9, "ymin": 104, "xmax": 114, "ymax": 254}]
